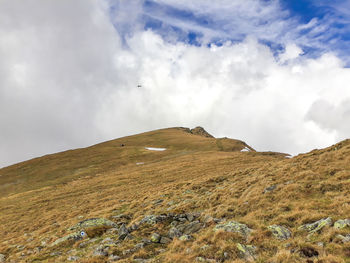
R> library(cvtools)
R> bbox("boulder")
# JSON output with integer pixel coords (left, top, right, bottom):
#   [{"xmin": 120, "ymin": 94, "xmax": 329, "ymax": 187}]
[
  {"xmin": 68, "ymin": 218, "xmax": 117, "ymax": 232},
  {"xmin": 336, "ymin": 234, "xmax": 350, "ymax": 243},
  {"xmin": 263, "ymin": 185, "xmax": 277, "ymax": 194},
  {"xmin": 334, "ymin": 219, "xmax": 350, "ymax": 229},
  {"xmin": 50, "ymin": 231, "xmax": 84, "ymax": 247},
  {"xmin": 179, "ymin": 235, "xmax": 192, "ymax": 241},
  {"xmin": 150, "ymin": 233, "xmax": 161, "ymax": 243},
  {"xmin": 214, "ymin": 221, "xmax": 252, "ymax": 238},
  {"xmin": 168, "ymin": 227, "xmax": 182, "ymax": 238},
  {"xmin": 118, "ymin": 224, "xmax": 129, "ymax": 240},
  {"xmin": 177, "ymin": 221, "xmax": 203, "ymax": 235},
  {"xmin": 0, "ymin": 254, "xmax": 5, "ymax": 263},
  {"xmin": 160, "ymin": 237, "xmax": 172, "ymax": 244},
  {"xmin": 299, "ymin": 217, "xmax": 332, "ymax": 234},
  {"xmin": 268, "ymin": 225, "xmax": 292, "ymax": 240},
  {"xmin": 236, "ymin": 243, "xmax": 256, "ymax": 262}
]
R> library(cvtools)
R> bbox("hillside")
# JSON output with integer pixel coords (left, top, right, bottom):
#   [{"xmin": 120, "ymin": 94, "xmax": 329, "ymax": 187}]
[{"xmin": 0, "ymin": 127, "xmax": 349, "ymax": 263}]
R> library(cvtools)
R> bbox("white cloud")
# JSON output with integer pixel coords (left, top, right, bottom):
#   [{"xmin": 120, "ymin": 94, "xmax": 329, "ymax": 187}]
[{"xmin": 0, "ymin": 0, "xmax": 350, "ymax": 167}]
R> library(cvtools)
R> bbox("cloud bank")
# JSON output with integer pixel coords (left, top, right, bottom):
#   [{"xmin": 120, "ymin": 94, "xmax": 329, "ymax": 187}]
[{"xmin": 0, "ymin": 0, "xmax": 350, "ymax": 167}]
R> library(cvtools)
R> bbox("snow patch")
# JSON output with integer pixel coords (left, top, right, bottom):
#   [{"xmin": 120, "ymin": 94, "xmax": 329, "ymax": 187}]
[
  {"xmin": 241, "ymin": 147, "xmax": 251, "ymax": 152},
  {"xmin": 145, "ymin": 147, "xmax": 166, "ymax": 151}
]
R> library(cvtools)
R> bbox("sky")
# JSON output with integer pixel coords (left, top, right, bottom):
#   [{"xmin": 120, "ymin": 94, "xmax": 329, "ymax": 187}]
[{"xmin": 1, "ymin": 0, "xmax": 350, "ymax": 167}]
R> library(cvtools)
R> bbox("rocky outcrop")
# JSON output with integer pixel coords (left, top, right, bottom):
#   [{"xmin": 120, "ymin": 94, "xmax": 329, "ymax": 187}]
[
  {"xmin": 268, "ymin": 225, "xmax": 291, "ymax": 240},
  {"xmin": 214, "ymin": 221, "xmax": 252, "ymax": 238},
  {"xmin": 334, "ymin": 219, "xmax": 350, "ymax": 229},
  {"xmin": 190, "ymin": 127, "xmax": 214, "ymax": 138},
  {"xmin": 298, "ymin": 217, "xmax": 332, "ymax": 234},
  {"xmin": 68, "ymin": 218, "xmax": 117, "ymax": 231},
  {"xmin": 236, "ymin": 243, "xmax": 256, "ymax": 262}
]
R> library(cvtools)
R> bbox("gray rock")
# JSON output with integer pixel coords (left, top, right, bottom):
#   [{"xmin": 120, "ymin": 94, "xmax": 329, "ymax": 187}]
[
  {"xmin": 93, "ymin": 250, "xmax": 108, "ymax": 257},
  {"xmin": 160, "ymin": 236, "xmax": 172, "ymax": 244},
  {"xmin": 151, "ymin": 233, "xmax": 161, "ymax": 243},
  {"xmin": 68, "ymin": 218, "xmax": 117, "ymax": 231},
  {"xmin": 178, "ymin": 221, "xmax": 202, "ymax": 235},
  {"xmin": 179, "ymin": 235, "xmax": 192, "ymax": 241},
  {"xmin": 50, "ymin": 252, "xmax": 62, "ymax": 257},
  {"xmin": 139, "ymin": 214, "xmax": 168, "ymax": 225},
  {"xmin": 334, "ymin": 219, "xmax": 350, "ymax": 229},
  {"xmin": 118, "ymin": 224, "xmax": 129, "ymax": 240},
  {"xmin": 214, "ymin": 221, "xmax": 252, "ymax": 238},
  {"xmin": 168, "ymin": 227, "xmax": 182, "ymax": 238},
  {"xmin": 336, "ymin": 234, "xmax": 350, "ymax": 243},
  {"xmin": 106, "ymin": 228, "xmax": 119, "ymax": 234},
  {"xmin": 299, "ymin": 217, "xmax": 332, "ymax": 234},
  {"xmin": 50, "ymin": 232, "xmax": 84, "ymax": 247},
  {"xmin": 264, "ymin": 185, "xmax": 277, "ymax": 193},
  {"xmin": 236, "ymin": 243, "xmax": 256, "ymax": 262},
  {"xmin": 0, "ymin": 254, "xmax": 5, "ymax": 263},
  {"xmin": 109, "ymin": 254, "xmax": 121, "ymax": 261},
  {"xmin": 67, "ymin": 256, "xmax": 80, "ymax": 261},
  {"xmin": 268, "ymin": 225, "xmax": 292, "ymax": 240}
]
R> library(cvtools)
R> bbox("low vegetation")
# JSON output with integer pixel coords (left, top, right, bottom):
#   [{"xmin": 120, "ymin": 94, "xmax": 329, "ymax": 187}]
[{"xmin": 0, "ymin": 127, "xmax": 349, "ymax": 262}]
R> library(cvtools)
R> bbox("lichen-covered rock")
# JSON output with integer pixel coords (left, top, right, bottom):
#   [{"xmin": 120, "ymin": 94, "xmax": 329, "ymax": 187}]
[
  {"xmin": 268, "ymin": 225, "xmax": 292, "ymax": 240},
  {"xmin": 68, "ymin": 218, "xmax": 117, "ymax": 231},
  {"xmin": 168, "ymin": 227, "xmax": 182, "ymax": 238},
  {"xmin": 299, "ymin": 217, "xmax": 332, "ymax": 234},
  {"xmin": 336, "ymin": 234, "xmax": 350, "ymax": 243},
  {"xmin": 150, "ymin": 233, "xmax": 161, "ymax": 243},
  {"xmin": 139, "ymin": 215, "xmax": 168, "ymax": 225},
  {"xmin": 50, "ymin": 231, "xmax": 85, "ymax": 247},
  {"xmin": 236, "ymin": 243, "xmax": 256, "ymax": 262},
  {"xmin": 334, "ymin": 219, "xmax": 350, "ymax": 229},
  {"xmin": 160, "ymin": 236, "xmax": 172, "ymax": 244},
  {"xmin": 214, "ymin": 221, "xmax": 252, "ymax": 237},
  {"xmin": 263, "ymin": 185, "xmax": 277, "ymax": 193},
  {"xmin": 0, "ymin": 254, "xmax": 5, "ymax": 263},
  {"xmin": 177, "ymin": 221, "xmax": 203, "ymax": 235},
  {"xmin": 118, "ymin": 224, "xmax": 129, "ymax": 240},
  {"xmin": 179, "ymin": 235, "xmax": 192, "ymax": 241}
]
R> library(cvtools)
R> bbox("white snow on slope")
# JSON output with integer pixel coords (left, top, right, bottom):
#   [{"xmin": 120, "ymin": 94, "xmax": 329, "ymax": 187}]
[{"xmin": 145, "ymin": 147, "xmax": 166, "ymax": 151}]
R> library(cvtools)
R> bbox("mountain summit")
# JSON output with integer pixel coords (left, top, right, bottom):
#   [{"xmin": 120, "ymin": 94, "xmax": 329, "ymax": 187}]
[{"xmin": 0, "ymin": 128, "xmax": 349, "ymax": 262}]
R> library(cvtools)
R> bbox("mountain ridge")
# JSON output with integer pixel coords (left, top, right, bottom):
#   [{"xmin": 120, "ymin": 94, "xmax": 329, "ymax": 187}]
[{"xmin": 0, "ymin": 127, "xmax": 349, "ymax": 262}]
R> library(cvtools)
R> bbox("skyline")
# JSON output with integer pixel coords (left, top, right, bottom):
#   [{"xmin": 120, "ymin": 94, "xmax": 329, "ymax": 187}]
[{"xmin": 1, "ymin": 0, "xmax": 350, "ymax": 167}]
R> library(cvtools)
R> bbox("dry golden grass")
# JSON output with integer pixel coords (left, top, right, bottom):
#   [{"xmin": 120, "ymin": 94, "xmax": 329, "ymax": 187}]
[{"xmin": 0, "ymin": 127, "xmax": 349, "ymax": 262}]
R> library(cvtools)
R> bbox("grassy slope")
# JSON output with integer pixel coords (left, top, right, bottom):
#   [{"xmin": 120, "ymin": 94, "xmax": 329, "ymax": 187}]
[{"xmin": 0, "ymin": 128, "xmax": 349, "ymax": 262}]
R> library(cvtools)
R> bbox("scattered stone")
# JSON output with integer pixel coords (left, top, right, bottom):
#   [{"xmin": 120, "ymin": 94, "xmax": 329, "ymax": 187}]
[
  {"xmin": 178, "ymin": 221, "xmax": 203, "ymax": 234},
  {"xmin": 264, "ymin": 185, "xmax": 277, "ymax": 193},
  {"xmin": 93, "ymin": 250, "xmax": 108, "ymax": 257},
  {"xmin": 102, "ymin": 237, "xmax": 114, "ymax": 244},
  {"xmin": 139, "ymin": 215, "xmax": 168, "ymax": 225},
  {"xmin": 153, "ymin": 199, "xmax": 164, "ymax": 205},
  {"xmin": 317, "ymin": 242, "xmax": 325, "ymax": 248},
  {"xmin": 268, "ymin": 225, "xmax": 292, "ymax": 240},
  {"xmin": 179, "ymin": 235, "xmax": 192, "ymax": 241},
  {"xmin": 214, "ymin": 221, "xmax": 252, "ymax": 238},
  {"xmin": 109, "ymin": 254, "xmax": 121, "ymax": 261},
  {"xmin": 236, "ymin": 243, "xmax": 256, "ymax": 262},
  {"xmin": 151, "ymin": 233, "xmax": 161, "ymax": 243},
  {"xmin": 336, "ymin": 234, "xmax": 350, "ymax": 243},
  {"xmin": 196, "ymin": 257, "xmax": 207, "ymax": 262},
  {"xmin": 118, "ymin": 224, "xmax": 129, "ymax": 240},
  {"xmin": 334, "ymin": 219, "xmax": 350, "ymax": 229},
  {"xmin": 50, "ymin": 232, "xmax": 84, "ymax": 247},
  {"xmin": 69, "ymin": 218, "xmax": 117, "ymax": 231},
  {"xmin": 168, "ymin": 227, "xmax": 182, "ymax": 238},
  {"xmin": 124, "ymin": 234, "xmax": 134, "ymax": 240},
  {"xmin": 160, "ymin": 236, "xmax": 172, "ymax": 244},
  {"xmin": 0, "ymin": 254, "xmax": 5, "ymax": 263},
  {"xmin": 299, "ymin": 217, "xmax": 332, "ymax": 234},
  {"xmin": 50, "ymin": 252, "xmax": 62, "ymax": 257},
  {"xmin": 67, "ymin": 256, "xmax": 80, "ymax": 261}
]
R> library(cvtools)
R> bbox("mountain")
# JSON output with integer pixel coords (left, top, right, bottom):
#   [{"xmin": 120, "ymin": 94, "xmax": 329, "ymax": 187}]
[{"xmin": 0, "ymin": 127, "xmax": 349, "ymax": 263}]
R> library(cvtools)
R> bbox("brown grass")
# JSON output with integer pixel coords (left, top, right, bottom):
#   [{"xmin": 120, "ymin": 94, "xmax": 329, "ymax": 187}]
[{"xmin": 0, "ymin": 127, "xmax": 349, "ymax": 262}]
